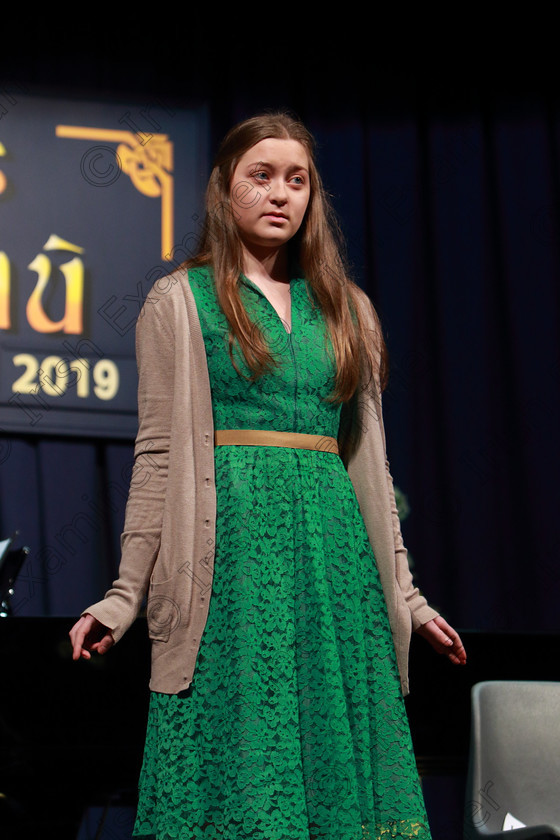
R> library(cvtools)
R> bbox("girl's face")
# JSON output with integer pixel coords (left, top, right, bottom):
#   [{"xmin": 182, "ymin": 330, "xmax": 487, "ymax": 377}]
[{"xmin": 229, "ymin": 138, "xmax": 311, "ymax": 254}]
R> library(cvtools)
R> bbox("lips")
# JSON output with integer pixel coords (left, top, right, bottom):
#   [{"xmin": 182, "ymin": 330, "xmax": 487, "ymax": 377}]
[{"xmin": 262, "ymin": 212, "xmax": 288, "ymax": 220}]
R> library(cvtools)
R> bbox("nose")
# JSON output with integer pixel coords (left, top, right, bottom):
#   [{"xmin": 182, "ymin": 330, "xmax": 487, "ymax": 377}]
[{"xmin": 269, "ymin": 177, "xmax": 288, "ymax": 205}]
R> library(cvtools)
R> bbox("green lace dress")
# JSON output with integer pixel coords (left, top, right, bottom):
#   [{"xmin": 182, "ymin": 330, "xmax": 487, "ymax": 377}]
[{"xmin": 133, "ymin": 266, "xmax": 432, "ymax": 840}]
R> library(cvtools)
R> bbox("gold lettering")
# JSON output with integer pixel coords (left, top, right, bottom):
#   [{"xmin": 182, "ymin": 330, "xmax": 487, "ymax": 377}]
[
  {"xmin": 43, "ymin": 234, "xmax": 84, "ymax": 254},
  {"xmin": 0, "ymin": 251, "xmax": 10, "ymax": 329},
  {"xmin": 26, "ymin": 238, "xmax": 84, "ymax": 334}
]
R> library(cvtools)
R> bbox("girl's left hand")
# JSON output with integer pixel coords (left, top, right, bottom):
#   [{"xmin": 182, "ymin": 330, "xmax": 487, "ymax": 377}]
[{"xmin": 415, "ymin": 616, "xmax": 467, "ymax": 665}]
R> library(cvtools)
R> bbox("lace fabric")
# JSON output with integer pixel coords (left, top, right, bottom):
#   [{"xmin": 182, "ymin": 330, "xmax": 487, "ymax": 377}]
[{"xmin": 133, "ymin": 268, "xmax": 431, "ymax": 840}]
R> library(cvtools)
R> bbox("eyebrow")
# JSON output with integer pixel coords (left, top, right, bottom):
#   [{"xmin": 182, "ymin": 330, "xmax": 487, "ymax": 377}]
[{"xmin": 247, "ymin": 160, "xmax": 309, "ymax": 172}]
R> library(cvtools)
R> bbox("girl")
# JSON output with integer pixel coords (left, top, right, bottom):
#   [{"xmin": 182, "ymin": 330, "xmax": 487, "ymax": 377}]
[{"xmin": 70, "ymin": 112, "xmax": 466, "ymax": 840}]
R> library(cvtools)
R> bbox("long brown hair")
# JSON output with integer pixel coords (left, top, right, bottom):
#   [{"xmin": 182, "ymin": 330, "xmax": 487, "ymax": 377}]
[{"xmin": 185, "ymin": 112, "xmax": 388, "ymax": 404}]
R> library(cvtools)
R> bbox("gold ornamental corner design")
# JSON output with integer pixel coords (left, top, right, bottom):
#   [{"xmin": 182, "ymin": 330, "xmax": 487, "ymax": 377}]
[{"xmin": 56, "ymin": 125, "xmax": 174, "ymax": 259}]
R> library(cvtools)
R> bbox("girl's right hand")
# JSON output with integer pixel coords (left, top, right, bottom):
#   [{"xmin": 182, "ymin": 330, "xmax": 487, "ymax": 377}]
[{"xmin": 69, "ymin": 613, "xmax": 114, "ymax": 661}]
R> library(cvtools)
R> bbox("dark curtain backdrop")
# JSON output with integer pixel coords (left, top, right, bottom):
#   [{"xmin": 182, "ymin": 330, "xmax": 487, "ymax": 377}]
[{"xmin": 1, "ymin": 36, "xmax": 559, "ymax": 633}]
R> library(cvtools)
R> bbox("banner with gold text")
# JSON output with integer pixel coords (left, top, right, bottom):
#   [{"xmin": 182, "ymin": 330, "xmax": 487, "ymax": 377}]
[{"xmin": 0, "ymin": 93, "xmax": 209, "ymax": 437}]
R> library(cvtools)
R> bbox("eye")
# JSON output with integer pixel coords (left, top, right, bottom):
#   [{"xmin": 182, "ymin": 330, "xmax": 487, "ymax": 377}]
[
  {"xmin": 251, "ymin": 169, "xmax": 269, "ymax": 182},
  {"xmin": 290, "ymin": 174, "xmax": 306, "ymax": 185}
]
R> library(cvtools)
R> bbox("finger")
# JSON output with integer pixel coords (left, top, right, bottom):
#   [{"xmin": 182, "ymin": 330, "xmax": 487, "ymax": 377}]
[
  {"xmin": 434, "ymin": 617, "xmax": 456, "ymax": 640},
  {"xmin": 447, "ymin": 640, "xmax": 467, "ymax": 665},
  {"xmin": 447, "ymin": 631, "xmax": 464, "ymax": 650},
  {"xmin": 455, "ymin": 645, "xmax": 467, "ymax": 664},
  {"xmin": 433, "ymin": 627, "xmax": 455, "ymax": 648},
  {"xmin": 70, "ymin": 626, "xmax": 88, "ymax": 660},
  {"xmin": 69, "ymin": 615, "xmax": 97, "ymax": 660},
  {"xmin": 91, "ymin": 634, "xmax": 114, "ymax": 655},
  {"xmin": 437, "ymin": 619, "xmax": 463, "ymax": 646},
  {"xmin": 435, "ymin": 619, "xmax": 465, "ymax": 653},
  {"xmin": 445, "ymin": 630, "xmax": 467, "ymax": 662}
]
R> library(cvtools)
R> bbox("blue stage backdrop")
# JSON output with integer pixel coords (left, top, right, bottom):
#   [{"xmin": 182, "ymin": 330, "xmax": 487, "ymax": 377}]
[
  {"xmin": 0, "ymin": 87, "xmax": 559, "ymax": 634},
  {"xmin": 0, "ymin": 94, "xmax": 209, "ymax": 437}
]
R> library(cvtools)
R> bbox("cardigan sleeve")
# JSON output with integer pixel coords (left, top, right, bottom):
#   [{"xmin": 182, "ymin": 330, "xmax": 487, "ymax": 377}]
[
  {"xmin": 81, "ymin": 289, "xmax": 177, "ymax": 643},
  {"xmin": 377, "ymin": 395, "xmax": 440, "ymax": 630},
  {"xmin": 348, "ymin": 287, "xmax": 440, "ymax": 631}
]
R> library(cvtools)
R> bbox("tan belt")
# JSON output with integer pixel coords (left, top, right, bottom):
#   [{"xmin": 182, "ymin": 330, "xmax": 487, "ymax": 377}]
[{"xmin": 214, "ymin": 429, "xmax": 339, "ymax": 456}]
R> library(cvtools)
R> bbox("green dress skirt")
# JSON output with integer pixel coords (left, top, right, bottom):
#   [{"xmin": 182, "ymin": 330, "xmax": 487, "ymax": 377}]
[{"xmin": 132, "ymin": 267, "xmax": 432, "ymax": 840}]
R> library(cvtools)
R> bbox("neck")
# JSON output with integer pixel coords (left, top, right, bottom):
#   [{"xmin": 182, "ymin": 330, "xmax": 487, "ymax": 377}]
[{"xmin": 241, "ymin": 244, "xmax": 290, "ymax": 285}]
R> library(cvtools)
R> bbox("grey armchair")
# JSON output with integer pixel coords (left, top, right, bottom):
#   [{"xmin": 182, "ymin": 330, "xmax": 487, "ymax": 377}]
[{"xmin": 464, "ymin": 680, "xmax": 560, "ymax": 839}]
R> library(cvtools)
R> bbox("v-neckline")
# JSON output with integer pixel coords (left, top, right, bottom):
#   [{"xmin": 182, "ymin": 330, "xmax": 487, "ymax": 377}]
[{"xmin": 240, "ymin": 274, "xmax": 295, "ymax": 335}]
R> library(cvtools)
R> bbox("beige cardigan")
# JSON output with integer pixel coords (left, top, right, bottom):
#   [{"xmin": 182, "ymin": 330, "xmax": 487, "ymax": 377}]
[{"xmin": 83, "ymin": 269, "xmax": 439, "ymax": 696}]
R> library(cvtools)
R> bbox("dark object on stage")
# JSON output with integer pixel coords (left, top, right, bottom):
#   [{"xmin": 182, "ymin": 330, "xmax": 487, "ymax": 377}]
[
  {"xmin": 0, "ymin": 536, "xmax": 29, "ymax": 618},
  {"xmin": 463, "ymin": 680, "xmax": 560, "ymax": 840}
]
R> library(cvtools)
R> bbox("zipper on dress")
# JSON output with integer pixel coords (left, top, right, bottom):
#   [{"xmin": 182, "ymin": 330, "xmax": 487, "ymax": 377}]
[
  {"xmin": 243, "ymin": 275, "xmax": 299, "ymax": 429},
  {"xmin": 287, "ymin": 331, "xmax": 298, "ymax": 432}
]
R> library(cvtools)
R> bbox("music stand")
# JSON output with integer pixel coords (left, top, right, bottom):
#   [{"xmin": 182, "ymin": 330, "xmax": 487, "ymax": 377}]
[{"xmin": 0, "ymin": 534, "xmax": 30, "ymax": 617}]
